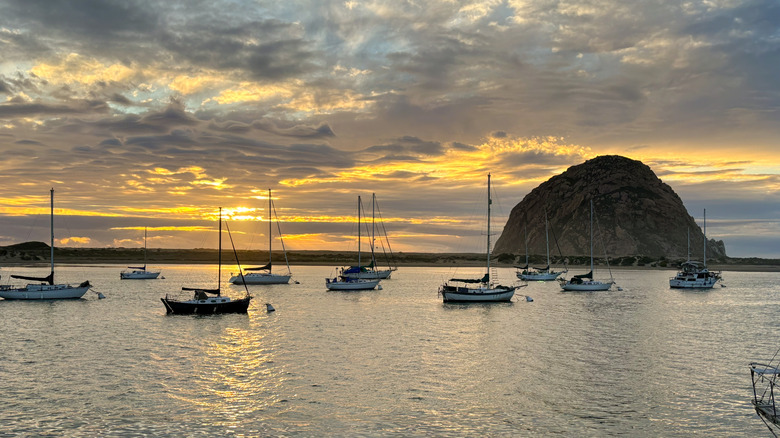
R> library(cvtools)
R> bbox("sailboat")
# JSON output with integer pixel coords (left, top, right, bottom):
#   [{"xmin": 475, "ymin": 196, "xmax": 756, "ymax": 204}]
[
  {"xmin": 750, "ymin": 348, "xmax": 780, "ymax": 434},
  {"xmin": 326, "ymin": 196, "xmax": 381, "ymax": 291},
  {"xmin": 517, "ymin": 211, "xmax": 566, "ymax": 281},
  {"xmin": 161, "ymin": 208, "xmax": 252, "ymax": 314},
  {"xmin": 669, "ymin": 210, "xmax": 721, "ymax": 288},
  {"xmin": 439, "ymin": 174, "xmax": 518, "ymax": 303},
  {"xmin": 229, "ymin": 189, "xmax": 292, "ymax": 285},
  {"xmin": 120, "ymin": 227, "xmax": 161, "ymax": 279},
  {"xmin": 0, "ymin": 189, "xmax": 91, "ymax": 300},
  {"xmin": 340, "ymin": 193, "xmax": 397, "ymax": 280},
  {"xmin": 559, "ymin": 200, "xmax": 613, "ymax": 291}
]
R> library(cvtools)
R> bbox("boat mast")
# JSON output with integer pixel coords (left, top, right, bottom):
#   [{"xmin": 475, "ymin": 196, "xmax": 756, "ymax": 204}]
[
  {"xmin": 268, "ymin": 189, "xmax": 272, "ymax": 271},
  {"xmin": 50, "ymin": 188, "xmax": 55, "ymax": 281},
  {"xmin": 218, "ymin": 207, "xmax": 222, "ymax": 293},
  {"xmin": 545, "ymin": 210, "xmax": 550, "ymax": 267},
  {"xmin": 703, "ymin": 209, "xmax": 707, "ymax": 268},
  {"xmin": 487, "ymin": 173, "xmax": 491, "ymax": 283},
  {"xmin": 686, "ymin": 227, "xmax": 690, "ymax": 262},
  {"xmin": 523, "ymin": 222, "xmax": 529, "ymax": 268},
  {"xmin": 357, "ymin": 196, "xmax": 361, "ymax": 270},
  {"xmin": 143, "ymin": 226, "xmax": 147, "ymax": 270},
  {"xmin": 372, "ymin": 193, "xmax": 377, "ymax": 268},
  {"xmin": 589, "ymin": 200, "xmax": 594, "ymax": 275}
]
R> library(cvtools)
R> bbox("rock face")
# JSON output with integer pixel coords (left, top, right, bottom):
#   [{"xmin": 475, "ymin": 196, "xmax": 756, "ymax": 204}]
[{"xmin": 493, "ymin": 155, "xmax": 727, "ymax": 259}]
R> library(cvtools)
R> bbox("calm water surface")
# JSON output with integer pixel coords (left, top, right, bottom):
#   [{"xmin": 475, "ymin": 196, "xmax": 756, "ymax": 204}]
[{"xmin": 1, "ymin": 265, "xmax": 778, "ymax": 436}]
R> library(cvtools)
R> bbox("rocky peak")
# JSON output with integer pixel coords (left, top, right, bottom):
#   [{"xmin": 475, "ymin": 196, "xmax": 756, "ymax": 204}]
[{"xmin": 493, "ymin": 155, "xmax": 727, "ymax": 259}]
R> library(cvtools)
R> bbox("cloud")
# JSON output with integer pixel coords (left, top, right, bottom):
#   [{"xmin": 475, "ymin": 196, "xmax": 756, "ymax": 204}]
[
  {"xmin": 59, "ymin": 236, "xmax": 91, "ymax": 246},
  {"xmin": 0, "ymin": 99, "xmax": 108, "ymax": 118},
  {"xmin": 252, "ymin": 120, "xmax": 336, "ymax": 139},
  {"xmin": 0, "ymin": 0, "xmax": 778, "ymax": 255}
]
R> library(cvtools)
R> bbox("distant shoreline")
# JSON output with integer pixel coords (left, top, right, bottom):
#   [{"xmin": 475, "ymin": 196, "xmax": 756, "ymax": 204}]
[{"xmin": 1, "ymin": 246, "xmax": 777, "ymax": 272}]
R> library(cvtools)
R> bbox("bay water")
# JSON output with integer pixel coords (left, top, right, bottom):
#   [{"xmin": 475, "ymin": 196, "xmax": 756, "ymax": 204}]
[{"xmin": 1, "ymin": 265, "xmax": 777, "ymax": 436}]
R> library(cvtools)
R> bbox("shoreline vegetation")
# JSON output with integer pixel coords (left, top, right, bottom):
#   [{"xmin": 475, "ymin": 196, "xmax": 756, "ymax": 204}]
[{"xmin": 1, "ymin": 242, "xmax": 778, "ymax": 272}]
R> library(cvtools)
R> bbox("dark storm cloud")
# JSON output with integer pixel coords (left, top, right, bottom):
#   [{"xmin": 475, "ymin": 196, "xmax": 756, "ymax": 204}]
[
  {"xmin": 252, "ymin": 120, "xmax": 335, "ymax": 139},
  {"xmin": 363, "ymin": 136, "xmax": 443, "ymax": 157},
  {"xmin": 15, "ymin": 139, "xmax": 44, "ymax": 146},
  {"xmin": 286, "ymin": 143, "xmax": 355, "ymax": 168},
  {"xmin": 208, "ymin": 121, "xmax": 253, "ymax": 134},
  {"xmin": 108, "ymin": 94, "xmax": 133, "ymax": 105},
  {"xmin": 124, "ymin": 131, "xmax": 199, "ymax": 151},
  {"xmin": 1, "ymin": 1, "xmax": 317, "ymax": 82},
  {"xmin": 0, "ymin": 99, "xmax": 108, "ymax": 118},
  {"xmin": 158, "ymin": 20, "xmax": 316, "ymax": 80},
  {"xmin": 0, "ymin": 27, "xmax": 54, "ymax": 59},
  {"xmin": 0, "ymin": 0, "xmax": 159, "ymax": 37},
  {"xmin": 451, "ymin": 142, "xmax": 477, "ymax": 152}
]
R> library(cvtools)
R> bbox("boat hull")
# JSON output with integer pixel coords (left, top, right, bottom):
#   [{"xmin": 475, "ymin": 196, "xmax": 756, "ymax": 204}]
[
  {"xmin": 669, "ymin": 277, "xmax": 719, "ymax": 288},
  {"xmin": 0, "ymin": 284, "xmax": 90, "ymax": 300},
  {"xmin": 561, "ymin": 281, "xmax": 612, "ymax": 291},
  {"xmin": 325, "ymin": 279, "xmax": 380, "ymax": 290},
  {"xmin": 161, "ymin": 295, "xmax": 251, "ymax": 314},
  {"xmin": 440, "ymin": 285, "xmax": 516, "ymax": 303},
  {"xmin": 121, "ymin": 271, "xmax": 160, "ymax": 280},
  {"xmin": 340, "ymin": 269, "xmax": 394, "ymax": 280},
  {"xmin": 229, "ymin": 273, "xmax": 291, "ymax": 285},
  {"xmin": 518, "ymin": 271, "xmax": 563, "ymax": 281}
]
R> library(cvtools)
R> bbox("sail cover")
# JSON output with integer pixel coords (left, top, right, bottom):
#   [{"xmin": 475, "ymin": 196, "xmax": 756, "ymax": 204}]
[
  {"xmin": 245, "ymin": 262, "xmax": 271, "ymax": 271},
  {"xmin": 573, "ymin": 270, "xmax": 593, "ymax": 279},
  {"xmin": 127, "ymin": 265, "xmax": 146, "ymax": 270},
  {"xmin": 450, "ymin": 273, "xmax": 490, "ymax": 284},
  {"xmin": 515, "ymin": 264, "xmax": 529, "ymax": 270},
  {"xmin": 182, "ymin": 287, "xmax": 221, "ymax": 296},
  {"xmin": 533, "ymin": 265, "xmax": 550, "ymax": 271},
  {"xmin": 12, "ymin": 271, "xmax": 54, "ymax": 285},
  {"xmin": 343, "ymin": 261, "xmax": 375, "ymax": 274}
]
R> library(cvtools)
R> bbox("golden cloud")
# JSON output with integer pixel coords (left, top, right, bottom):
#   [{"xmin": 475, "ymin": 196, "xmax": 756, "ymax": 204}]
[
  {"xmin": 281, "ymin": 135, "xmax": 591, "ymax": 187},
  {"xmin": 59, "ymin": 236, "xmax": 91, "ymax": 246},
  {"xmin": 31, "ymin": 53, "xmax": 136, "ymax": 86},
  {"xmin": 168, "ymin": 74, "xmax": 225, "ymax": 95},
  {"xmin": 209, "ymin": 81, "xmax": 296, "ymax": 105}
]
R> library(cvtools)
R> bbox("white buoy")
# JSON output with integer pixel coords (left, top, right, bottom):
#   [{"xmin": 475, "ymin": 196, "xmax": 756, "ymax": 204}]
[
  {"xmin": 377, "ymin": 284, "xmax": 383, "ymax": 290},
  {"xmin": 525, "ymin": 295, "xmax": 533, "ymax": 302},
  {"xmin": 96, "ymin": 292, "xmax": 106, "ymax": 299},
  {"xmin": 617, "ymin": 287, "xmax": 623, "ymax": 291},
  {"xmin": 265, "ymin": 303, "xmax": 275, "ymax": 312}
]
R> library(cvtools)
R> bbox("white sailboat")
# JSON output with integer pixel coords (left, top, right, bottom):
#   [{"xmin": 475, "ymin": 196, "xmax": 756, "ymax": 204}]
[
  {"xmin": 560, "ymin": 200, "xmax": 613, "ymax": 291},
  {"xmin": 340, "ymin": 193, "xmax": 397, "ymax": 280},
  {"xmin": 439, "ymin": 174, "xmax": 518, "ymax": 303},
  {"xmin": 120, "ymin": 227, "xmax": 161, "ymax": 279},
  {"xmin": 0, "ymin": 189, "xmax": 91, "ymax": 300},
  {"xmin": 669, "ymin": 209, "xmax": 721, "ymax": 288},
  {"xmin": 326, "ymin": 196, "xmax": 380, "ymax": 291},
  {"xmin": 517, "ymin": 211, "xmax": 566, "ymax": 281},
  {"xmin": 229, "ymin": 189, "xmax": 292, "ymax": 285}
]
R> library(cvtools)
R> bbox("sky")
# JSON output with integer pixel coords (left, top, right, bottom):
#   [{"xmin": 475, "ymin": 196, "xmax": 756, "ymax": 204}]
[{"xmin": 0, "ymin": 0, "xmax": 779, "ymax": 258}]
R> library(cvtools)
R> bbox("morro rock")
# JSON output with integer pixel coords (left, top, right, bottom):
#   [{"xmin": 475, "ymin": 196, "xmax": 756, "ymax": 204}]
[{"xmin": 493, "ymin": 155, "xmax": 727, "ymax": 259}]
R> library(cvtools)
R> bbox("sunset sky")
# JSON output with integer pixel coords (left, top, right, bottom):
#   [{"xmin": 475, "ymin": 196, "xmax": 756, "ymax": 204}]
[{"xmin": 1, "ymin": 0, "xmax": 778, "ymax": 258}]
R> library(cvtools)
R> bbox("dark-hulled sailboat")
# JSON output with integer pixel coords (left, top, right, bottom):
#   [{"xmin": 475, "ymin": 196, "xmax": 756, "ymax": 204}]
[{"xmin": 161, "ymin": 208, "xmax": 251, "ymax": 314}]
